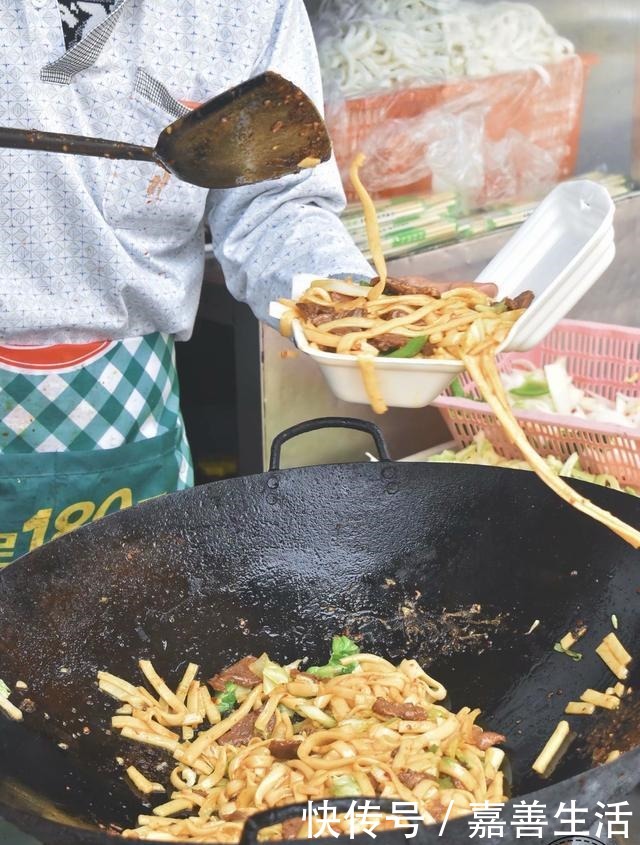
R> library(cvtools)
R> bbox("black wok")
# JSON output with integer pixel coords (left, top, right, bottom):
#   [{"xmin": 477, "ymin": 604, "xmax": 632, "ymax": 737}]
[{"xmin": 0, "ymin": 418, "xmax": 639, "ymax": 845}]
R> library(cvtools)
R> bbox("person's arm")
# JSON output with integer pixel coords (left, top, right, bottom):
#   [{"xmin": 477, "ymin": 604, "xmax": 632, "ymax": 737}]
[{"xmin": 205, "ymin": 0, "xmax": 372, "ymax": 326}]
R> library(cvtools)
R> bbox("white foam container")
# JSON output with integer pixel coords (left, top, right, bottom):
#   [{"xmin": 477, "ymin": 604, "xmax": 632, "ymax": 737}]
[{"xmin": 270, "ymin": 180, "xmax": 615, "ymax": 409}]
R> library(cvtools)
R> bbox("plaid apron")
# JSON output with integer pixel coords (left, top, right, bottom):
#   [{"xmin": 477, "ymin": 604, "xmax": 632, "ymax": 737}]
[{"xmin": 0, "ymin": 333, "xmax": 193, "ymax": 567}]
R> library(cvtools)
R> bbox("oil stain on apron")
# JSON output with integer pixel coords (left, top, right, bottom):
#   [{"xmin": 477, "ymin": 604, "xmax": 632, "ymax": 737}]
[{"xmin": 0, "ymin": 333, "xmax": 193, "ymax": 566}]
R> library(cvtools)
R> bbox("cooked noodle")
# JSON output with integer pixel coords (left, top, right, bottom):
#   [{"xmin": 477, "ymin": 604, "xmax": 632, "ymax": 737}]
[{"xmin": 101, "ymin": 644, "xmax": 508, "ymax": 842}]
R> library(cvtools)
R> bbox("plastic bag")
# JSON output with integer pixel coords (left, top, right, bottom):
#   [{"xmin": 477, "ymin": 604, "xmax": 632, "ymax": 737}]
[
  {"xmin": 350, "ymin": 98, "xmax": 558, "ymax": 206},
  {"xmin": 323, "ymin": 54, "xmax": 586, "ymax": 205},
  {"xmin": 351, "ymin": 101, "xmax": 486, "ymax": 199}
]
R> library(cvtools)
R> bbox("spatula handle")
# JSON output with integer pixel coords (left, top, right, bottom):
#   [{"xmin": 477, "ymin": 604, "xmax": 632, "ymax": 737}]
[{"xmin": 0, "ymin": 126, "xmax": 157, "ymax": 164}]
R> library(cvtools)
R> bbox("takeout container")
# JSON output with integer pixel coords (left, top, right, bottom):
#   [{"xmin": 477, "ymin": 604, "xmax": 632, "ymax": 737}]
[{"xmin": 270, "ymin": 180, "xmax": 615, "ymax": 410}]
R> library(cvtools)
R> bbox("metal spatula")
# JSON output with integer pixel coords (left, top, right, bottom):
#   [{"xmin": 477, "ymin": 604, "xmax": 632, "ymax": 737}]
[{"xmin": 0, "ymin": 72, "xmax": 332, "ymax": 189}]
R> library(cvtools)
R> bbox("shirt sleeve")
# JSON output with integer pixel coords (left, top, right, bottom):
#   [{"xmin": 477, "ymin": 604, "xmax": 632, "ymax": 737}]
[{"xmin": 205, "ymin": 0, "xmax": 373, "ymax": 326}]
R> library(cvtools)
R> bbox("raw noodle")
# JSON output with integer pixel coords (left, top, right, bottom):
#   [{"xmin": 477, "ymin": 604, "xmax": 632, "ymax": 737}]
[{"xmin": 316, "ymin": 0, "xmax": 574, "ymax": 98}]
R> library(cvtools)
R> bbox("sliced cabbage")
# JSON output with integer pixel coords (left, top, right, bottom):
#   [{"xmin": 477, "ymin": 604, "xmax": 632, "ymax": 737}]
[
  {"xmin": 262, "ymin": 663, "xmax": 290, "ymax": 694},
  {"xmin": 331, "ymin": 774, "xmax": 361, "ymax": 797},
  {"xmin": 249, "ymin": 654, "xmax": 290, "ymax": 693},
  {"xmin": 293, "ymin": 703, "xmax": 336, "ymax": 728}
]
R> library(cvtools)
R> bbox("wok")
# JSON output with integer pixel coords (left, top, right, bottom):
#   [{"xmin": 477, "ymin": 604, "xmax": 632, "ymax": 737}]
[{"xmin": 0, "ymin": 417, "xmax": 639, "ymax": 845}]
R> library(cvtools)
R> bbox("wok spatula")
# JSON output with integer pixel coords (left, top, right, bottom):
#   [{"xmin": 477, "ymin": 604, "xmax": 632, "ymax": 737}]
[{"xmin": 0, "ymin": 72, "xmax": 332, "ymax": 189}]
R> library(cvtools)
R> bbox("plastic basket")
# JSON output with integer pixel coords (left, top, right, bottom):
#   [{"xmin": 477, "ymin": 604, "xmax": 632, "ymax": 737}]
[
  {"xmin": 433, "ymin": 320, "xmax": 640, "ymax": 487},
  {"xmin": 329, "ymin": 54, "xmax": 593, "ymax": 202}
]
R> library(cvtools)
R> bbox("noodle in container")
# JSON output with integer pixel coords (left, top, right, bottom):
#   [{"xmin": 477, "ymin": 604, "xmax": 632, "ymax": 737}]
[{"xmin": 270, "ymin": 179, "xmax": 614, "ymax": 410}]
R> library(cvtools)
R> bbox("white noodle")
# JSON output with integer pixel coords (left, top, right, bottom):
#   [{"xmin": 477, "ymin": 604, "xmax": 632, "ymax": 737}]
[{"xmin": 315, "ymin": 0, "xmax": 574, "ymax": 98}]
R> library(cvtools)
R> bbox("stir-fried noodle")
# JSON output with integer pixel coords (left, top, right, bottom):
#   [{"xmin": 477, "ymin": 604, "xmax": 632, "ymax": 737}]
[{"xmin": 100, "ymin": 639, "xmax": 507, "ymax": 841}]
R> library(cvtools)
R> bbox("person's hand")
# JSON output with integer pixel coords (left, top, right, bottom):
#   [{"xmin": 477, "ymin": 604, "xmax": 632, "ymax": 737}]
[{"xmin": 374, "ymin": 275, "xmax": 498, "ymax": 299}]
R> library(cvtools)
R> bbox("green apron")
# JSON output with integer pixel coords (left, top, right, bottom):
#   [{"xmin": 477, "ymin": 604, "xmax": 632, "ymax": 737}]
[
  {"xmin": 0, "ymin": 332, "xmax": 193, "ymax": 567},
  {"xmin": 0, "ymin": 427, "xmax": 184, "ymax": 564}
]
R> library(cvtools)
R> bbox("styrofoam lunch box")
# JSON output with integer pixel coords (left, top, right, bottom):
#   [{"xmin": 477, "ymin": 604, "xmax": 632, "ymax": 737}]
[{"xmin": 269, "ymin": 180, "xmax": 615, "ymax": 409}]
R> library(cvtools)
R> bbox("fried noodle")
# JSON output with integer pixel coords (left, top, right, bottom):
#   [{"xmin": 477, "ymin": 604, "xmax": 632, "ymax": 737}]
[{"xmin": 101, "ymin": 648, "xmax": 508, "ymax": 842}]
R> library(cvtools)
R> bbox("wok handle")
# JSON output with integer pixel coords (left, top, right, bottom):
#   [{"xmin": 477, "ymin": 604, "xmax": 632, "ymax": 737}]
[
  {"xmin": 239, "ymin": 797, "xmax": 403, "ymax": 845},
  {"xmin": 269, "ymin": 417, "xmax": 391, "ymax": 471},
  {"xmin": 0, "ymin": 126, "xmax": 157, "ymax": 164}
]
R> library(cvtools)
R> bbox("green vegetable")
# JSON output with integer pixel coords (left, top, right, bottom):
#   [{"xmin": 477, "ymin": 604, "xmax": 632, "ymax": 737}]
[
  {"xmin": 438, "ymin": 776, "xmax": 454, "ymax": 789},
  {"xmin": 294, "ymin": 703, "xmax": 336, "ymax": 728},
  {"xmin": 383, "ymin": 336, "xmax": 428, "ymax": 359},
  {"xmin": 332, "ymin": 636, "xmax": 360, "ymax": 661},
  {"xmin": 305, "ymin": 664, "xmax": 340, "ymax": 679},
  {"xmin": 509, "ymin": 380, "xmax": 549, "ymax": 398},
  {"xmin": 250, "ymin": 654, "xmax": 291, "ymax": 692},
  {"xmin": 216, "ymin": 682, "xmax": 238, "ymax": 715},
  {"xmin": 262, "ymin": 662, "xmax": 290, "ymax": 694},
  {"xmin": 0, "ymin": 679, "xmax": 10, "ymax": 699},
  {"xmin": 450, "ymin": 377, "xmax": 466, "ymax": 398},
  {"xmin": 331, "ymin": 774, "xmax": 361, "ymax": 797},
  {"xmin": 249, "ymin": 654, "xmax": 270, "ymax": 677},
  {"xmin": 307, "ymin": 635, "xmax": 360, "ymax": 679},
  {"xmin": 553, "ymin": 643, "xmax": 582, "ymax": 661}
]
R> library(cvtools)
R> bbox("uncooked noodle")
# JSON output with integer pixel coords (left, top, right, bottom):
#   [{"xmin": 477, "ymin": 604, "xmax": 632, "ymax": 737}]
[{"xmin": 316, "ymin": 0, "xmax": 575, "ymax": 98}]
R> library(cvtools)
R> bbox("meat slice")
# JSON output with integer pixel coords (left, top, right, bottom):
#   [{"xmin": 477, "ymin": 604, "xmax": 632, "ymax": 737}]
[
  {"xmin": 501, "ymin": 290, "xmax": 534, "ymax": 311},
  {"xmin": 208, "ymin": 656, "xmax": 260, "ymax": 692},
  {"xmin": 296, "ymin": 302, "xmax": 365, "ymax": 327},
  {"xmin": 382, "ymin": 277, "xmax": 442, "ymax": 298},
  {"xmin": 372, "ymin": 698, "xmax": 427, "ymax": 721},
  {"xmin": 296, "ymin": 302, "xmax": 335, "ymax": 325},
  {"xmin": 397, "ymin": 769, "xmax": 431, "ymax": 789},
  {"xmin": 282, "ymin": 818, "xmax": 304, "ymax": 839},
  {"xmin": 471, "ymin": 726, "xmax": 506, "ymax": 750},
  {"xmin": 368, "ymin": 334, "xmax": 434, "ymax": 356},
  {"xmin": 220, "ymin": 708, "xmax": 277, "ymax": 746},
  {"xmin": 220, "ymin": 711, "xmax": 259, "ymax": 745},
  {"xmin": 369, "ymin": 334, "xmax": 406, "ymax": 353},
  {"xmin": 368, "ymin": 334, "xmax": 408, "ymax": 354},
  {"xmin": 269, "ymin": 739, "xmax": 301, "ymax": 760}
]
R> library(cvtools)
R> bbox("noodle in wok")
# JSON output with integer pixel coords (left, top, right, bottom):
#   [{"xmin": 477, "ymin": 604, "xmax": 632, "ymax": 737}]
[{"xmin": 100, "ymin": 639, "xmax": 508, "ymax": 841}]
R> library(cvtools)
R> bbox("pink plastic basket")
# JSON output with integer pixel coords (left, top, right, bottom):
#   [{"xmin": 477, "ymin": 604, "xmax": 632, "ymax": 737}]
[{"xmin": 433, "ymin": 319, "xmax": 640, "ymax": 487}]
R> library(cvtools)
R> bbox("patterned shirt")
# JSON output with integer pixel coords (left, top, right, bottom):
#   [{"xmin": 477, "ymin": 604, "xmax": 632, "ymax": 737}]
[
  {"xmin": 0, "ymin": 1, "xmax": 372, "ymax": 344},
  {"xmin": 57, "ymin": 0, "xmax": 117, "ymax": 50}
]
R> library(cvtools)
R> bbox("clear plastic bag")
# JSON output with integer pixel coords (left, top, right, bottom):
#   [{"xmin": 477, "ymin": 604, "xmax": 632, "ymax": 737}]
[
  {"xmin": 349, "ymin": 96, "xmax": 558, "ymax": 205},
  {"xmin": 350, "ymin": 101, "xmax": 485, "ymax": 198}
]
